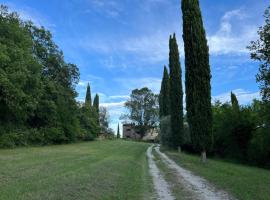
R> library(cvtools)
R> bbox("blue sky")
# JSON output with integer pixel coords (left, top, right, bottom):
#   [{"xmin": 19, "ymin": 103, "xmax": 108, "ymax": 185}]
[{"xmin": 2, "ymin": 0, "xmax": 268, "ymax": 134}]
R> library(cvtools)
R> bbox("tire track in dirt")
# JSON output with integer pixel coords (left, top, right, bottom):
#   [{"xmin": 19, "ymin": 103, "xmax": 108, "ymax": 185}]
[
  {"xmin": 147, "ymin": 145, "xmax": 175, "ymax": 200},
  {"xmin": 155, "ymin": 145, "xmax": 237, "ymax": 200}
]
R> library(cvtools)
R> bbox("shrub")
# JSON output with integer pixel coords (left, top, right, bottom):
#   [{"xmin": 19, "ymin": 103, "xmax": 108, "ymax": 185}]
[
  {"xmin": 248, "ymin": 128, "xmax": 270, "ymax": 167},
  {"xmin": 42, "ymin": 127, "xmax": 67, "ymax": 144}
]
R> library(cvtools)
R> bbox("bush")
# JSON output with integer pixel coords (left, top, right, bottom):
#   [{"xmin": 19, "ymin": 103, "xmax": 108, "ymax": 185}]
[
  {"xmin": 248, "ymin": 128, "xmax": 270, "ymax": 167},
  {"xmin": 42, "ymin": 127, "xmax": 67, "ymax": 144},
  {"xmin": 83, "ymin": 131, "xmax": 95, "ymax": 141},
  {"xmin": 0, "ymin": 133, "xmax": 16, "ymax": 148},
  {"xmin": 0, "ymin": 130, "xmax": 28, "ymax": 148},
  {"xmin": 27, "ymin": 129, "xmax": 45, "ymax": 145}
]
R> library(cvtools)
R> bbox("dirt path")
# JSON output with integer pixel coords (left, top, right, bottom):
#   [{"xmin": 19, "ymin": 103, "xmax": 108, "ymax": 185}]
[
  {"xmin": 154, "ymin": 145, "xmax": 237, "ymax": 200},
  {"xmin": 146, "ymin": 145, "xmax": 175, "ymax": 200}
]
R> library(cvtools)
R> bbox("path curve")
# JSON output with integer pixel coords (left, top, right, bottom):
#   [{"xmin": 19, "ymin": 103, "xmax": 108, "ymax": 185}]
[
  {"xmin": 146, "ymin": 145, "xmax": 175, "ymax": 200},
  {"xmin": 155, "ymin": 145, "xmax": 237, "ymax": 200}
]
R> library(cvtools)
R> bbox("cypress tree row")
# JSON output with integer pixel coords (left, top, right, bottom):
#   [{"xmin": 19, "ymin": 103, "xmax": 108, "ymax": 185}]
[
  {"xmin": 159, "ymin": 65, "xmax": 170, "ymax": 117},
  {"xmin": 85, "ymin": 83, "xmax": 92, "ymax": 108},
  {"xmin": 117, "ymin": 123, "xmax": 120, "ymax": 138},
  {"xmin": 168, "ymin": 34, "xmax": 184, "ymax": 149},
  {"xmin": 182, "ymin": 0, "xmax": 212, "ymax": 161}
]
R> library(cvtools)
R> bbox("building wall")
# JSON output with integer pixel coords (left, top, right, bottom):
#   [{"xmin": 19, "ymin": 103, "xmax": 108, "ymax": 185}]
[
  {"xmin": 122, "ymin": 124, "xmax": 140, "ymax": 140},
  {"xmin": 122, "ymin": 124, "xmax": 158, "ymax": 141}
]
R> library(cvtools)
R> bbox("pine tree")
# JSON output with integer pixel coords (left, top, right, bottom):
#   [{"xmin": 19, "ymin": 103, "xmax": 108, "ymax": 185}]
[
  {"xmin": 182, "ymin": 0, "xmax": 212, "ymax": 162},
  {"xmin": 85, "ymin": 83, "xmax": 92, "ymax": 108},
  {"xmin": 159, "ymin": 65, "xmax": 170, "ymax": 117},
  {"xmin": 117, "ymin": 123, "xmax": 120, "ymax": 138},
  {"xmin": 169, "ymin": 34, "xmax": 184, "ymax": 149}
]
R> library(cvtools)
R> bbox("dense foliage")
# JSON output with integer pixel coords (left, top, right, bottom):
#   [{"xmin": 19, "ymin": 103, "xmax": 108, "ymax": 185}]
[
  {"xmin": 168, "ymin": 34, "xmax": 184, "ymax": 149},
  {"xmin": 159, "ymin": 66, "xmax": 170, "ymax": 118},
  {"xmin": 122, "ymin": 87, "xmax": 159, "ymax": 137},
  {"xmin": 182, "ymin": 0, "xmax": 212, "ymax": 160},
  {"xmin": 212, "ymin": 97, "xmax": 270, "ymax": 167},
  {"xmin": 0, "ymin": 5, "xmax": 99, "ymax": 147},
  {"xmin": 158, "ymin": 2, "xmax": 270, "ymax": 167},
  {"xmin": 99, "ymin": 106, "xmax": 114, "ymax": 135},
  {"xmin": 248, "ymin": 6, "xmax": 270, "ymax": 102}
]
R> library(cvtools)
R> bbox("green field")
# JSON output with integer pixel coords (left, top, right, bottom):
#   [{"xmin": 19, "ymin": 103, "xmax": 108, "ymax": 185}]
[
  {"xmin": 163, "ymin": 149, "xmax": 270, "ymax": 200},
  {"xmin": 0, "ymin": 140, "xmax": 154, "ymax": 200},
  {"xmin": 1, "ymin": 140, "xmax": 270, "ymax": 200}
]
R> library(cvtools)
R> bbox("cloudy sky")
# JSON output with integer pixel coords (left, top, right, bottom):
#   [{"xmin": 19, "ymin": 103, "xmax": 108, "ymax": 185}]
[{"xmin": 2, "ymin": 0, "xmax": 268, "ymax": 133}]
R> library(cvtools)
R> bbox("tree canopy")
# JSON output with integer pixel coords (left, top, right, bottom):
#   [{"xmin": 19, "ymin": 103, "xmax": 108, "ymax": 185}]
[
  {"xmin": 248, "ymin": 6, "xmax": 270, "ymax": 102},
  {"xmin": 0, "ymin": 5, "xmax": 100, "ymax": 147},
  {"xmin": 122, "ymin": 87, "xmax": 159, "ymax": 137}
]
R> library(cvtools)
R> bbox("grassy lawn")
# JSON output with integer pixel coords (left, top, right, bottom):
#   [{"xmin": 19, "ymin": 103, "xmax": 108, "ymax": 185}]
[
  {"xmin": 0, "ymin": 140, "xmax": 154, "ymax": 200},
  {"xmin": 163, "ymin": 149, "xmax": 270, "ymax": 200}
]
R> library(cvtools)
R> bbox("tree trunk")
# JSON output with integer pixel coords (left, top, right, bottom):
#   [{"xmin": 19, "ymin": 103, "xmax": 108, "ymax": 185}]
[
  {"xmin": 201, "ymin": 151, "xmax": 207, "ymax": 163},
  {"xmin": 178, "ymin": 146, "xmax": 182, "ymax": 153}
]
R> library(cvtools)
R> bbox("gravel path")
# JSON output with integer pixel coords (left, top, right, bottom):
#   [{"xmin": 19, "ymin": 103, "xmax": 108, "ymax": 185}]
[
  {"xmin": 154, "ymin": 145, "xmax": 237, "ymax": 200},
  {"xmin": 146, "ymin": 145, "xmax": 175, "ymax": 200}
]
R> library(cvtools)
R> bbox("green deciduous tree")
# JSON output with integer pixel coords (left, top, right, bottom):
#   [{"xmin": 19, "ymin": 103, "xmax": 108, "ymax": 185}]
[
  {"xmin": 182, "ymin": 0, "xmax": 212, "ymax": 161},
  {"xmin": 0, "ymin": 5, "xmax": 42, "ymax": 128},
  {"xmin": 248, "ymin": 6, "xmax": 270, "ymax": 102},
  {"xmin": 99, "ymin": 106, "xmax": 110, "ymax": 134},
  {"xmin": 168, "ymin": 34, "xmax": 184, "ymax": 149},
  {"xmin": 0, "ymin": 5, "xmax": 98, "ymax": 146},
  {"xmin": 122, "ymin": 87, "xmax": 159, "ymax": 137}
]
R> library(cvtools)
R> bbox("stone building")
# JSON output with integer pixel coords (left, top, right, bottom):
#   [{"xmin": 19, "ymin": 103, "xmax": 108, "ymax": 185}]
[
  {"xmin": 122, "ymin": 124, "xmax": 158, "ymax": 142},
  {"xmin": 122, "ymin": 124, "xmax": 141, "ymax": 140}
]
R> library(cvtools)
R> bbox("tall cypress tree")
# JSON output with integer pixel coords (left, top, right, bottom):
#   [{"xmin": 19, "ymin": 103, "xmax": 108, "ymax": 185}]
[
  {"xmin": 93, "ymin": 94, "xmax": 100, "ymax": 124},
  {"xmin": 159, "ymin": 65, "xmax": 170, "ymax": 117},
  {"xmin": 182, "ymin": 0, "xmax": 212, "ymax": 161},
  {"xmin": 231, "ymin": 92, "xmax": 240, "ymax": 112},
  {"xmin": 93, "ymin": 94, "xmax": 99, "ymax": 113},
  {"xmin": 85, "ymin": 83, "xmax": 92, "ymax": 108},
  {"xmin": 117, "ymin": 123, "xmax": 120, "ymax": 138},
  {"xmin": 169, "ymin": 34, "xmax": 184, "ymax": 149}
]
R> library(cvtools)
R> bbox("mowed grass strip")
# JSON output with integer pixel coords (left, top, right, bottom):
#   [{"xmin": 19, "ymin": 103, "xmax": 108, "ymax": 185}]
[
  {"xmin": 0, "ymin": 140, "xmax": 154, "ymax": 200},
  {"xmin": 163, "ymin": 149, "xmax": 270, "ymax": 200}
]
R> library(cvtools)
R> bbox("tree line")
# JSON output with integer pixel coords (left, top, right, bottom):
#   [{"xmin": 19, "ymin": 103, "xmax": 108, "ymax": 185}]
[
  {"xmin": 159, "ymin": 0, "xmax": 270, "ymax": 167},
  {"xmin": 0, "ymin": 5, "xmax": 113, "ymax": 148}
]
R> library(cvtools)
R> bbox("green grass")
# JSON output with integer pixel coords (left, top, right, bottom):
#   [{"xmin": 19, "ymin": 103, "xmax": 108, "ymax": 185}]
[
  {"xmin": 0, "ymin": 140, "xmax": 154, "ymax": 200},
  {"xmin": 163, "ymin": 149, "xmax": 270, "ymax": 200}
]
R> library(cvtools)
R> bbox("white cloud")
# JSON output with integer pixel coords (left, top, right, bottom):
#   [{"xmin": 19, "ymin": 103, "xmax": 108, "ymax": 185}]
[
  {"xmin": 78, "ymin": 28, "xmax": 183, "ymax": 67},
  {"xmin": 108, "ymin": 95, "xmax": 129, "ymax": 99},
  {"xmin": 208, "ymin": 9, "xmax": 258, "ymax": 55},
  {"xmin": 100, "ymin": 101, "xmax": 125, "ymax": 108},
  {"xmin": 85, "ymin": 0, "xmax": 123, "ymax": 18},
  {"xmin": 114, "ymin": 77, "xmax": 161, "ymax": 93},
  {"xmin": 213, "ymin": 89, "xmax": 260, "ymax": 104}
]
